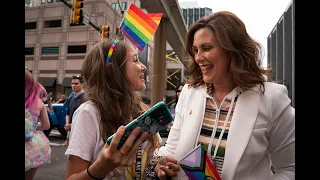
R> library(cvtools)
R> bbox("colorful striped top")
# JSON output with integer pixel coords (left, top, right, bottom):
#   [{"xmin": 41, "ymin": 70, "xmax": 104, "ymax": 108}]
[{"xmin": 197, "ymin": 84, "xmax": 242, "ymax": 175}]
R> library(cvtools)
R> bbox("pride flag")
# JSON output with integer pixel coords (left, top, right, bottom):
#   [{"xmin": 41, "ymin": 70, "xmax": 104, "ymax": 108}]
[
  {"xmin": 179, "ymin": 144, "xmax": 221, "ymax": 180},
  {"xmin": 120, "ymin": 4, "xmax": 163, "ymax": 51},
  {"xmin": 147, "ymin": 13, "xmax": 163, "ymax": 25}
]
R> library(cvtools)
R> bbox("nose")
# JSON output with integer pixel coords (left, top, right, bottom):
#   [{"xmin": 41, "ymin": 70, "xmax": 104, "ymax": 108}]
[
  {"xmin": 194, "ymin": 51, "xmax": 204, "ymax": 63},
  {"xmin": 141, "ymin": 63, "xmax": 147, "ymax": 72}
]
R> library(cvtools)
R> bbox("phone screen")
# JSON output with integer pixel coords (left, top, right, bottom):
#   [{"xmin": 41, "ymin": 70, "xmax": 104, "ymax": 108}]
[{"xmin": 106, "ymin": 102, "xmax": 173, "ymax": 149}]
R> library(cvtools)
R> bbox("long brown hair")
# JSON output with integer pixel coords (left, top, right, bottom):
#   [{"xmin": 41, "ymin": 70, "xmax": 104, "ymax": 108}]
[
  {"xmin": 185, "ymin": 11, "xmax": 266, "ymax": 92},
  {"xmin": 82, "ymin": 39, "xmax": 159, "ymax": 178}
]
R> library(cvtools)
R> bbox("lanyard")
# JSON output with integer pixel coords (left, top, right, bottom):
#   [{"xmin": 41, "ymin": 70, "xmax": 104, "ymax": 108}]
[
  {"xmin": 135, "ymin": 145, "xmax": 142, "ymax": 180},
  {"xmin": 207, "ymin": 94, "xmax": 236, "ymax": 160}
]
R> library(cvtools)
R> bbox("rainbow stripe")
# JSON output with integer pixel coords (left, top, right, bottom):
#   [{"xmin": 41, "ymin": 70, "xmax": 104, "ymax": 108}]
[
  {"xmin": 106, "ymin": 39, "xmax": 119, "ymax": 64},
  {"xmin": 148, "ymin": 13, "xmax": 163, "ymax": 25},
  {"xmin": 120, "ymin": 4, "xmax": 163, "ymax": 51},
  {"xmin": 179, "ymin": 145, "xmax": 221, "ymax": 180}
]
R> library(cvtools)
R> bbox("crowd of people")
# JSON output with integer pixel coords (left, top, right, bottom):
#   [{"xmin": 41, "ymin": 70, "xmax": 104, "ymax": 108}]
[{"xmin": 25, "ymin": 10, "xmax": 295, "ymax": 180}]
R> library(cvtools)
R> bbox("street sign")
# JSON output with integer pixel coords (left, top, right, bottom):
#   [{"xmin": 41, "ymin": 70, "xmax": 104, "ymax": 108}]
[{"xmin": 82, "ymin": 10, "xmax": 91, "ymax": 26}]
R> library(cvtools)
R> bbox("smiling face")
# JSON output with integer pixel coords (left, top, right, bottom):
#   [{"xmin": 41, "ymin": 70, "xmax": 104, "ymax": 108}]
[
  {"xmin": 192, "ymin": 27, "xmax": 231, "ymax": 84},
  {"xmin": 125, "ymin": 46, "xmax": 147, "ymax": 91}
]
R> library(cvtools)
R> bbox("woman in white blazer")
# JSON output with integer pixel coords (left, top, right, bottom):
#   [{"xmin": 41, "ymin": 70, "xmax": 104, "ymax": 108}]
[{"xmin": 157, "ymin": 11, "xmax": 295, "ymax": 180}]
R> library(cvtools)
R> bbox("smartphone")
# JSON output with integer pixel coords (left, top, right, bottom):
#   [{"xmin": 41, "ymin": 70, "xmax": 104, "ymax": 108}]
[{"xmin": 106, "ymin": 101, "xmax": 174, "ymax": 149}]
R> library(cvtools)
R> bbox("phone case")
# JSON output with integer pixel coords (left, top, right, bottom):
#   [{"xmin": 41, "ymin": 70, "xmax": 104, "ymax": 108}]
[{"xmin": 106, "ymin": 101, "xmax": 173, "ymax": 149}]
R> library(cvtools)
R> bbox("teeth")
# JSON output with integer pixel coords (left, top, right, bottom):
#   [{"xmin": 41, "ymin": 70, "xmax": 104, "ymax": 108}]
[{"xmin": 201, "ymin": 65, "xmax": 213, "ymax": 70}]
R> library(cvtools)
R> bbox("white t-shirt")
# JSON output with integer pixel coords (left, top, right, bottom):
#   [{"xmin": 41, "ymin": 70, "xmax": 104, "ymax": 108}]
[{"xmin": 65, "ymin": 101, "xmax": 125, "ymax": 179}]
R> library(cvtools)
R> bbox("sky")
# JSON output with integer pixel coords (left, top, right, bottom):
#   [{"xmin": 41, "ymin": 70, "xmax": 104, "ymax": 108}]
[{"xmin": 178, "ymin": 0, "xmax": 292, "ymax": 68}]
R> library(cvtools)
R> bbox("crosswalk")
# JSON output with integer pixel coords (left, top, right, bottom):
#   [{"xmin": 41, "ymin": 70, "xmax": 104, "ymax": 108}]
[
  {"xmin": 48, "ymin": 130, "xmax": 65, "ymax": 146},
  {"xmin": 49, "ymin": 142, "xmax": 64, "ymax": 146}
]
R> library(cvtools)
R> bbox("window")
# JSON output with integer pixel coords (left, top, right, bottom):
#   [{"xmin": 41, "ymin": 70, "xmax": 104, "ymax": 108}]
[
  {"xmin": 111, "ymin": 3, "xmax": 119, "ymax": 11},
  {"xmin": 41, "ymin": 0, "xmax": 46, "ymax": 4},
  {"xmin": 41, "ymin": 46, "xmax": 59, "ymax": 55},
  {"xmin": 47, "ymin": 0, "xmax": 53, "ymax": 3},
  {"xmin": 25, "ymin": 47, "xmax": 34, "ymax": 55},
  {"xmin": 200, "ymin": 8, "xmax": 205, "ymax": 17},
  {"xmin": 194, "ymin": 9, "xmax": 200, "ymax": 22},
  {"xmin": 188, "ymin": 9, "xmax": 194, "ymax": 27},
  {"xmin": 44, "ymin": 20, "xmax": 62, "ymax": 28},
  {"xmin": 205, "ymin": 8, "xmax": 212, "ymax": 16},
  {"xmin": 25, "ymin": 22, "xmax": 37, "ymax": 30},
  {"xmin": 140, "ymin": 3, "xmax": 144, "ymax": 9},
  {"xmin": 67, "ymin": 45, "xmax": 87, "ymax": 54},
  {"xmin": 122, "ymin": 2, "xmax": 127, "ymax": 11}
]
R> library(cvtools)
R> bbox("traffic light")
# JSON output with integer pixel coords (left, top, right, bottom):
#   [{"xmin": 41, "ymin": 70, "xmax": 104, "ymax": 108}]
[
  {"xmin": 72, "ymin": 0, "xmax": 83, "ymax": 24},
  {"xmin": 101, "ymin": 25, "xmax": 110, "ymax": 40}
]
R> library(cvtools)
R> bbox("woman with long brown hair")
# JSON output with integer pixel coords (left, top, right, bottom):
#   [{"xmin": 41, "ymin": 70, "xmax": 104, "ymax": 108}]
[{"xmin": 65, "ymin": 39, "xmax": 179, "ymax": 180}]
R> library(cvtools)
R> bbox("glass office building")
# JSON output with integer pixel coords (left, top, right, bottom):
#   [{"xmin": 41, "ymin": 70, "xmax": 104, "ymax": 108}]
[{"xmin": 182, "ymin": 7, "xmax": 212, "ymax": 28}]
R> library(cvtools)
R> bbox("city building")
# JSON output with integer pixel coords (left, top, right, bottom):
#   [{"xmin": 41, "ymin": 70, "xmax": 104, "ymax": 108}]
[
  {"xmin": 25, "ymin": 0, "xmax": 186, "ymax": 105},
  {"xmin": 267, "ymin": 0, "xmax": 295, "ymax": 107},
  {"xmin": 179, "ymin": 0, "xmax": 212, "ymax": 29},
  {"xmin": 25, "ymin": 0, "xmax": 155, "ymax": 102}
]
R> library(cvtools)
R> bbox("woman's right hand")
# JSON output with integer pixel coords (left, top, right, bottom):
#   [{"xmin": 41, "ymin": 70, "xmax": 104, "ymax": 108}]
[{"xmin": 99, "ymin": 125, "xmax": 149, "ymax": 167}]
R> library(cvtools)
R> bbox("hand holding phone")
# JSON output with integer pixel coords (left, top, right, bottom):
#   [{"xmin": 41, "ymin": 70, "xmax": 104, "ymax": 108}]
[
  {"xmin": 106, "ymin": 101, "xmax": 174, "ymax": 149},
  {"xmin": 92, "ymin": 126, "xmax": 149, "ymax": 176}
]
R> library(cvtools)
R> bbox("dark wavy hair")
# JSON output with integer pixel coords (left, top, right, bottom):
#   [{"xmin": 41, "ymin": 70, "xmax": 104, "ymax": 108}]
[{"xmin": 185, "ymin": 11, "xmax": 266, "ymax": 92}]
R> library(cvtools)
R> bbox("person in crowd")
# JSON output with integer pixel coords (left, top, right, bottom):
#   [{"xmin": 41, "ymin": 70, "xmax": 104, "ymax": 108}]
[
  {"xmin": 167, "ymin": 82, "xmax": 185, "ymax": 131},
  {"xmin": 65, "ymin": 39, "xmax": 180, "ymax": 180},
  {"xmin": 157, "ymin": 11, "xmax": 295, "ymax": 180},
  {"xmin": 56, "ymin": 94, "xmax": 66, "ymax": 104},
  {"xmin": 63, "ymin": 75, "xmax": 85, "ymax": 146},
  {"xmin": 25, "ymin": 69, "xmax": 51, "ymax": 180},
  {"xmin": 42, "ymin": 92, "xmax": 53, "ymax": 104},
  {"xmin": 170, "ymin": 82, "xmax": 185, "ymax": 118}
]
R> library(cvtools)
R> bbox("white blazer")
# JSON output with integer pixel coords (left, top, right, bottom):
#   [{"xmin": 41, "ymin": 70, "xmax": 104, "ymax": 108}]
[{"xmin": 158, "ymin": 82, "xmax": 295, "ymax": 180}]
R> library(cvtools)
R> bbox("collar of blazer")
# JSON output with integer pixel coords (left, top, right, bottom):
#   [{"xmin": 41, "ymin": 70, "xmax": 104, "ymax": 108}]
[{"xmin": 199, "ymin": 83, "xmax": 262, "ymax": 99}]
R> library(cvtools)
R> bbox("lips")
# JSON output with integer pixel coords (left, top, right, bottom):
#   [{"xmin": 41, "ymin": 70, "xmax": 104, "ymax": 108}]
[{"xmin": 200, "ymin": 64, "xmax": 213, "ymax": 74}]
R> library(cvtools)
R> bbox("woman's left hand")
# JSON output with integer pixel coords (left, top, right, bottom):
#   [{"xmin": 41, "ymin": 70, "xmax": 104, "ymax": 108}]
[{"xmin": 154, "ymin": 156, "xmax": 180, "ymax": 180}]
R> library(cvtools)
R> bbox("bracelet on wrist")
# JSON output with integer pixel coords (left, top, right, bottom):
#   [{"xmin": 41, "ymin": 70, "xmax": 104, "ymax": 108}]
[{"xmin": 87, "ymin": 167, "xmax": 105, "ymax": 180}]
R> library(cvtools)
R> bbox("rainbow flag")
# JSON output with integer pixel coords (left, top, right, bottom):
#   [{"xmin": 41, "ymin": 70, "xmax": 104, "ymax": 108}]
[
  {"xmin": 120, "ymin": 4, "xmax": 163, "ymax": 51},
  {"xmin": 179, "ymin": 144, "xmax": 221, "ymax": 180},
  {"xmin": 147, "ymin": 13, "xmax": 163, "ymax": 25}
]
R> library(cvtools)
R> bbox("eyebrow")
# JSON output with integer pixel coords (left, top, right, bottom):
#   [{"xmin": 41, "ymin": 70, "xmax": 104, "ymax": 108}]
[
  {"xmin": 192, "ymin": 43, "xmax": 212, "ymax": 48},
  {"xmin": 132, "ymin": 54, "xmax": 138, "ymax": 59}
]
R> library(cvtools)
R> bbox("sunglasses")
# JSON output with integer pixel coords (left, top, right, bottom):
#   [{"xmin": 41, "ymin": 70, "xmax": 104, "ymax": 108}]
[{"xmin": 176, "ymin": 90, "xmax": 181, "ymax": 93}]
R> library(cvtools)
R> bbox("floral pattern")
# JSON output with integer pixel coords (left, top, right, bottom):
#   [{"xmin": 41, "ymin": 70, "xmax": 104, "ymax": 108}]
[{"xmin": 25, "ymin": 102, "xmax": 51, "ymax": 172}]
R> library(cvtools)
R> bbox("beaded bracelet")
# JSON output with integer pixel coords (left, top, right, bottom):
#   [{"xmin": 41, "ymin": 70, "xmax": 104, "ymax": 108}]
[{"xmin": 145, "ymin": 155, "xmax": 162, "ymax": 178}]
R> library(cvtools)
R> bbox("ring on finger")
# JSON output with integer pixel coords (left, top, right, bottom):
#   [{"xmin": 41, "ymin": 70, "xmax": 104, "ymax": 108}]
[{"xmin": 119, "ymin": 149, "xmax": 128, "ymax": 155}]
